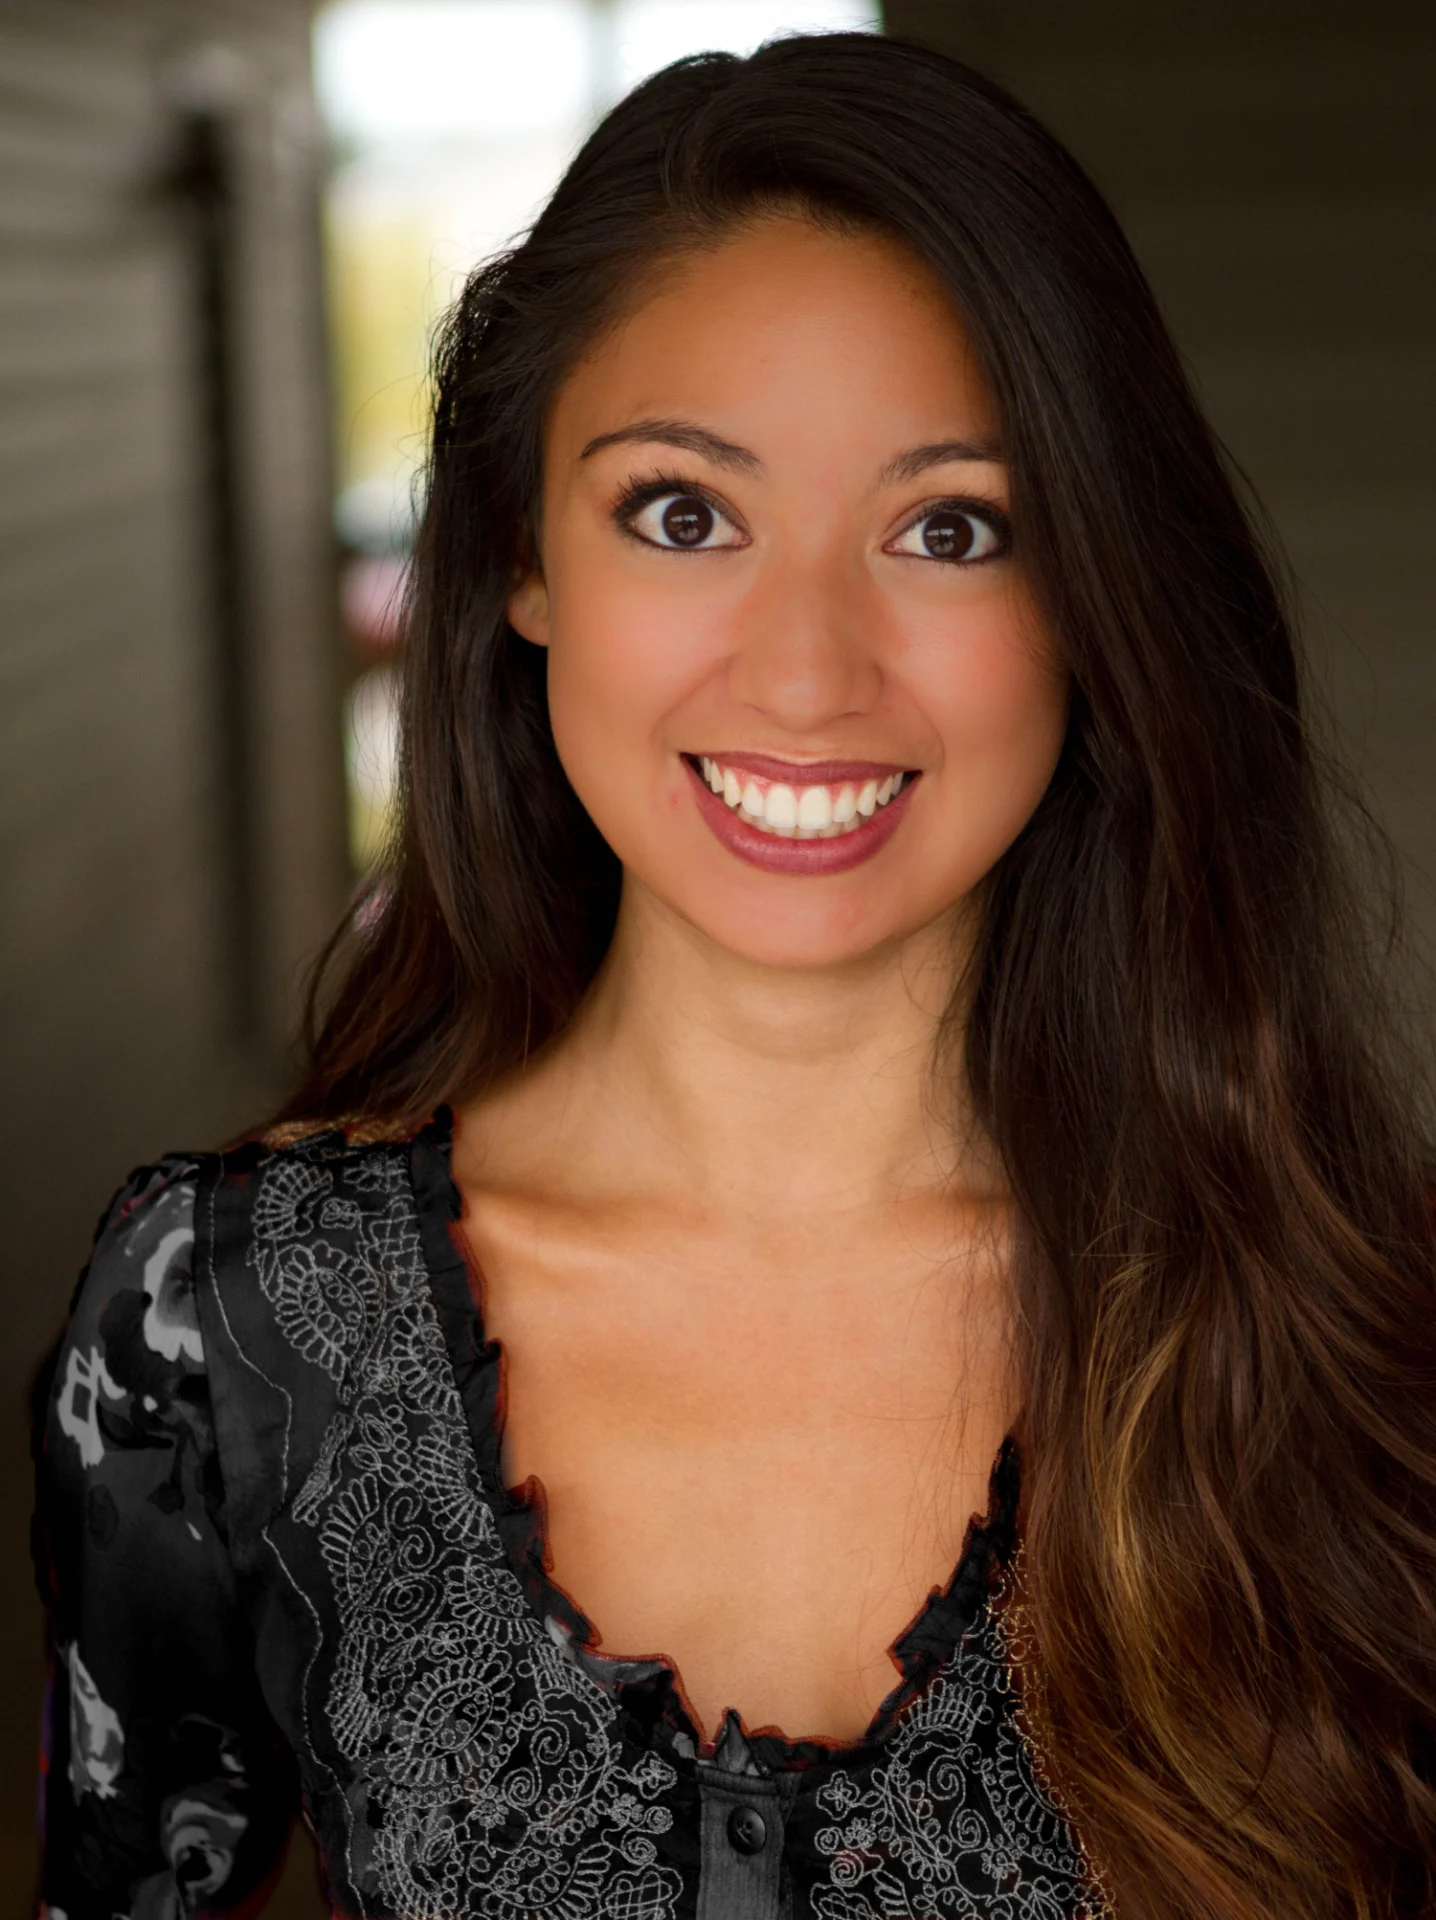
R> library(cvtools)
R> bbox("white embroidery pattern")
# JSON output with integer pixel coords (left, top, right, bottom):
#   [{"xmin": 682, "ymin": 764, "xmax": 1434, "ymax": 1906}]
[
  {"xmin": 812, "ymin": 1599, "xmax": 1085, "ymax": 1919},
  {"xmin": 249, "ymin": 1145, "xmax": 682, "ymax": 1920}
]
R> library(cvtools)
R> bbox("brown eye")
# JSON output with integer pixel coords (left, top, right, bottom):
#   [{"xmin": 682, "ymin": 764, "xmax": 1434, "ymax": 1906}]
[
  {"xmin": 625, "ymin": 490, "xmax": 746, "ymax": 552},
  {"xmin": 662, "ymin": 497, "xmax": 714, "ymax": 546},
  {"xmin": 921, "ymin": 510, "xmax": 976, "ymax": 559},
  {"xmin": 886, "ymin": 504, "xmax": 1006, "ymax": 564}
]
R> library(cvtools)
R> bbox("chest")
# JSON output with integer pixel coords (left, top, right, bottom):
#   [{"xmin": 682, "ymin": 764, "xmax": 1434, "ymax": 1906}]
[
  {"xmin": 219, "ymin": 1137, "xmax": 1089, "ymax": 1920},
  {"xmin": 461, "ymin": 1197, "xmax": 1015, "ymax": 1745}
]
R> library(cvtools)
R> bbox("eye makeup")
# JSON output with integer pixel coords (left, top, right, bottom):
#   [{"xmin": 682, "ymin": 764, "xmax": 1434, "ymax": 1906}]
[
  {"xmin": 885, "ymin": 496, "xmax": 1013, "ymax": 565},
  {"xmin": 608, "ymin": 471, "xmax": 1012, "ymax": 565},
  {"xmin": 611, "ymin": 470, "xmax": 744, "ymax": 547}
]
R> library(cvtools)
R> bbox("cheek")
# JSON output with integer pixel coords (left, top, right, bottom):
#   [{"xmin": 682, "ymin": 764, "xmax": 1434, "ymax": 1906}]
[
  {"xmin": 907, "ymin": 599, "xmax": 1068, "ymax": 819},
  {"xmin": 543, "ymin": 559, "xmax": 726, "ymax": 809}
]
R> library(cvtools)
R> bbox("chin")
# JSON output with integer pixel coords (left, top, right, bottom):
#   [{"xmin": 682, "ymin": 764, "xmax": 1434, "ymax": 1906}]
[{"xmin": 665, "ymin": 880, "xmax": 953, "ymax": 973}]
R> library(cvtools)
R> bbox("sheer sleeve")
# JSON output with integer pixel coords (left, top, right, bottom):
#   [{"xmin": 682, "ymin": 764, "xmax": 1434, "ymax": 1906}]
[{"xmin": 33, "ymin": 1160, "xmax": 300, "ymax": 1919}]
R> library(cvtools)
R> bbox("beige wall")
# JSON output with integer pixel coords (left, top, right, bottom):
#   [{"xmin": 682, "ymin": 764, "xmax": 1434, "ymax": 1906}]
[{"xmin": 0, "ymin": 0, "xmax": 346, "ymax": 1904}]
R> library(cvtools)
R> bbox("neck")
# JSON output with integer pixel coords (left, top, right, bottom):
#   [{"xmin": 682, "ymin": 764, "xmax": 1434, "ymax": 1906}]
[{"xmin": 523, "ymin": 876, "xmax": 996, "ymax": 1219}]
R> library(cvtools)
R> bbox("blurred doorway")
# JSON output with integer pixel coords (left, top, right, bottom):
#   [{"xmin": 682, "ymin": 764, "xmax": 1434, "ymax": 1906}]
[{"xmin": 312, "ymin": 0, "xmax": 881, "ymax": 874}]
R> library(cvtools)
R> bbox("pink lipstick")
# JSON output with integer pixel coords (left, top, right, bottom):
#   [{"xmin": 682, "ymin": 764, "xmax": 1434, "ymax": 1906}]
[{"xmin": 683, "ymin": 753, "xmax": 920, "ymax": 876}]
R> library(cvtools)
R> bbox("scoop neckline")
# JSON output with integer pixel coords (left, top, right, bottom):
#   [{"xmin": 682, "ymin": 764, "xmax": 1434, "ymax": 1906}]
[{"xmin": 406, "ymin": 1106, "xmax": 1020, "ymax": 1773}]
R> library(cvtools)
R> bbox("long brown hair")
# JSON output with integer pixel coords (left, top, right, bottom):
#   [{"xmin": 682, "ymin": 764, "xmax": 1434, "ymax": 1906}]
[{"xmin": 285, "ymin": 33, "xmax": 1436, "ymax": 1915}]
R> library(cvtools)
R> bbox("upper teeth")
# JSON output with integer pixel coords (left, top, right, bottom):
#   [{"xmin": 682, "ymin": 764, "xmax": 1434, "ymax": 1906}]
[{"xmin": 696, "ymin": 757, "xmax": 907, "ymax": 838}]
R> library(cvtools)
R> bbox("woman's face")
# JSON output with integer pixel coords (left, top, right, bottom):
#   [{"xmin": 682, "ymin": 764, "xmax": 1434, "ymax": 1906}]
[{"xmin": 509, "ymin": 216, "xmax": 1068, "ymax": 969}]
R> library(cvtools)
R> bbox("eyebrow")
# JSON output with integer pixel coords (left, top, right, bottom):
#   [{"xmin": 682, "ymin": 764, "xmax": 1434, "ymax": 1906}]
[
  {"xmin": 879, "ymin": 438, "xmax": 1005, "ymax": 483},
  {"xmin": 579, "ymin": 418, "xmax": 762, "ymax": 475},
  {"xmin": 578, "ymin": 419, "xmax": 1005, "ymax": 485}
]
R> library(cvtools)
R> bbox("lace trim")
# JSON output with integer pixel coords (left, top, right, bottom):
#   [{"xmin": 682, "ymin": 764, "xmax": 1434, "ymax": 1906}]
[
  {"xmin": 995, "ymin": 1549, "xmax": 1119, "ymax": 1920},
  {"xmin": 240, "ymin": 1134, "xmax": 686, "ymax": 1918},
  {"xmin": 228, "ymin": 1118, "xmax": 1096, "ymax": 1917},
  {"xmin": 411, "ymin": 1108, "xmax": 1023, "ymax": 1771}
]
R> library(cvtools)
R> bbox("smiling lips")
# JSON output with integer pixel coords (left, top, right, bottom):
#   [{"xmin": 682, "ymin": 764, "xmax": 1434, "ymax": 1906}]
[{"xmin": 683, "ymin": 751, "xmax": 919, "ymax": 875}]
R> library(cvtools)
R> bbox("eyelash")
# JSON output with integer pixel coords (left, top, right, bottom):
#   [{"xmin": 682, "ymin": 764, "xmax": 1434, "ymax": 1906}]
[
  {"xmin": 890, "ymin": 496, "xmax": 1013, "ymax": 565},
  {"xmin": 611, "ymin": 471, "xmax": 1012, "ymax": 564},
  {"xmin": 612, "ymin": 471, "xmax": 739, "ymax": 544}
]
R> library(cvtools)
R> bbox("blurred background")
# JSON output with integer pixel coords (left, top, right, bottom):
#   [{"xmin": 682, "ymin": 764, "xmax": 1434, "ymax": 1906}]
[{"xmin": 0, "ymin": 0, "xmax": 1431, "ymax": 1909}]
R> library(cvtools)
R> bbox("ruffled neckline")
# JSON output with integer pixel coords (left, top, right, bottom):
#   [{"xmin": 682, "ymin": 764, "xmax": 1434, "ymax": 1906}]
[{"xmin": 408, "ymin": 1107, "xmax": 1019, "ymax": 1776}]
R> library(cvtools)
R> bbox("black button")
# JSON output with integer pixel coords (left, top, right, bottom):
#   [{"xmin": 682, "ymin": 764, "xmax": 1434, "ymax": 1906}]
[{"xmin": 726, "ymin": 1803, "xmax": 767, "ymax": 1855}]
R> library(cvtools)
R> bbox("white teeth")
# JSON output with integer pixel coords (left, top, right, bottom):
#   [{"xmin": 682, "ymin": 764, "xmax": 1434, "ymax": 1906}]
[
  {"xmin": 796, "ymin": 785, "xmax": 832, "ymax": 830},
  {"xmin": 763, "ymin": 784, "xmax": 797, "ymax": 832},
  {"xmin": 698, "ymin": 758, "xmax": 911, "ymax": 837}
]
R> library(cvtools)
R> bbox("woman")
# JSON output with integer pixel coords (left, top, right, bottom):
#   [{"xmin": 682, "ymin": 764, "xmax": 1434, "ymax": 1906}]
[{"xmin": 34, "ymin": 31, "xmax": 1436, "ymax": 1920}]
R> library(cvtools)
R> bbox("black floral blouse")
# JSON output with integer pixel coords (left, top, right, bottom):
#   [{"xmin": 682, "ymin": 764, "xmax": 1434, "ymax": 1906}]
[{"xmin": 33, "ymin": 1115, "xmax": 1095, "ymax": 1919}]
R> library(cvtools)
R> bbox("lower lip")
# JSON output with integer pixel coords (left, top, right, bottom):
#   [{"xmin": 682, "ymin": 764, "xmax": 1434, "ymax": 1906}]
[{"xmin": 683, "ymin": 759, "xmax": 920, "ymax": 876}]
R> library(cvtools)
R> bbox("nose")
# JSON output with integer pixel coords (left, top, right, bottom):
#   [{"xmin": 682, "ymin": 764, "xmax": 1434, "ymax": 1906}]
[{"xmin": 724, "ymin": 551, "xmax": 884, "ymax": 733}]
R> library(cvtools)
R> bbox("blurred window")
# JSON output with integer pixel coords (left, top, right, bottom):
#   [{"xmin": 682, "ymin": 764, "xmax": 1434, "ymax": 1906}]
[{"xmin": 314, "ymin": 0, "xmax": 881, "ymax": 873}]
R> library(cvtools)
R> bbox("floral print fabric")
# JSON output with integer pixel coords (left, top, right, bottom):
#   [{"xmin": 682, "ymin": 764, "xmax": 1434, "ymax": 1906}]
[
  {"xmin": 35, "ymin": 1162, "xmax": 298, "ymax": 1919},
  {"xmin": 34, "ymin": 1123, "xmax": 1092, "ymax": 1919}
]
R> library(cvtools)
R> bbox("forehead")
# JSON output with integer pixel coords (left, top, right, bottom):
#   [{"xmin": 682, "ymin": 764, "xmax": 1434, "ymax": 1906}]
[{"xmin": 547, "ymin": 216, "xmax": 999, "ymax": 464}]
